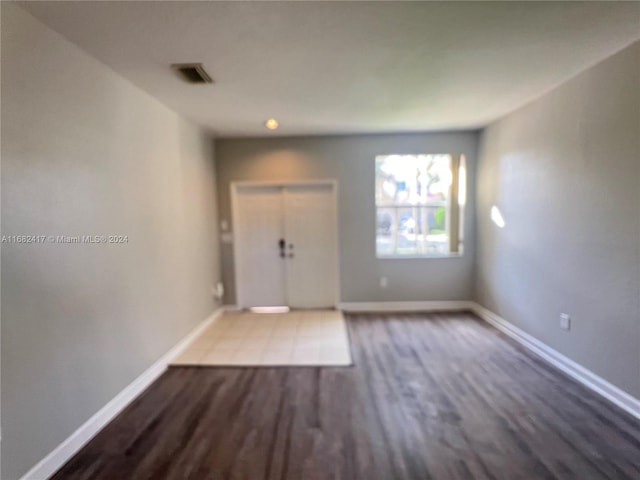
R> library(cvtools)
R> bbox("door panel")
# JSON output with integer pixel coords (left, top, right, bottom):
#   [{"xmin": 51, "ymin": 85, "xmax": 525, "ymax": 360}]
[
  {"xmin": 234, "ymin": 183, "xmax": 337, "ymax": 309},
  {"xmin": 235, "ymin": 187, "xmax": 286, "ymax": 307},
  {"xmin": 284, "ymin": 185, "xmax": 337, "ymax": 308}
]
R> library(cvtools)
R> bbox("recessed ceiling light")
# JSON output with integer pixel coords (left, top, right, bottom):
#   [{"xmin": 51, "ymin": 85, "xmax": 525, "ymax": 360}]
[{"xmin": 264, "ymin": 118, "xmax": 279, "ymax": 130}]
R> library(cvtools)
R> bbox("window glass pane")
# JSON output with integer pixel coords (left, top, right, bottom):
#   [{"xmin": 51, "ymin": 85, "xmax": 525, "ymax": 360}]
[
  {"xmin": 375, "ymin": 154, "xmax": 451, "ymax": 206},
  {"xmin": 376, "ymin": 208, "xmax": 394, "ymax": 256},
  {"xmin": 425, "ymin": 205, "xmax": 448, "ymax": 256},
  {"xmin": 396, "ymin": 207, "xmax": 418, "ymax": 255}
]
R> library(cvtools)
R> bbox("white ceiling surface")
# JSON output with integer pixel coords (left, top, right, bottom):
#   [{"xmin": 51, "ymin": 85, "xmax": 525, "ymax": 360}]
[{"xmin": 19, "ymin": 1, "xmax": 640, "ymax": 138}]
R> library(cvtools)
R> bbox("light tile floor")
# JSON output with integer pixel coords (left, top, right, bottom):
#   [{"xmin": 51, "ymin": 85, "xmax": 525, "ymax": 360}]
[{"xmin": 171, "ymin": 310, "xmax": 352, "ymax": 367}]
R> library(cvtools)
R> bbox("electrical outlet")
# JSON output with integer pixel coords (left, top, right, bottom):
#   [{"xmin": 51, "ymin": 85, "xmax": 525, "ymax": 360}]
[
  {"xmin": 380, "ymin": 276, "xmax": 388, "ymax": 288},
  {"xmin": 560, "ymin": 313, "xmax": 571, "ymax": 331}
]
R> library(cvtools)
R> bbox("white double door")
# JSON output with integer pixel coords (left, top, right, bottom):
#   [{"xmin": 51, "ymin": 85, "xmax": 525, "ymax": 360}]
[{"xmin": 234, "ymin": 183, "xmax": 338, "ymax": 309}]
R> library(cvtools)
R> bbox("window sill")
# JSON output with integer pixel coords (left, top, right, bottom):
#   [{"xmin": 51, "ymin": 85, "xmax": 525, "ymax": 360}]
[{"xmin": 376, "ymin": 253, "xmax": 463, "ymax": 260}]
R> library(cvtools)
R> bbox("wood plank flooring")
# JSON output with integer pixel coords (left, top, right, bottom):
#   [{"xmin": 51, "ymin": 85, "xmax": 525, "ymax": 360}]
[{"xmin": 51, "ymin": 312, "xmax": 640, "ymax": 480}]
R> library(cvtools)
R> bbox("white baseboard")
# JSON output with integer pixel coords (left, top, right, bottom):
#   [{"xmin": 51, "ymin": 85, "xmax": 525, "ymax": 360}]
[
  {"xmin": 20, "ymin": 307, "xmax": 225, "ymax": 480},
  {"xmin": 470, "ymin": 302, "xmax": 640, "ymax": 420},
  {"xmin": 339, "ymin": 300, "xmax": 473, "ymax": 312}
]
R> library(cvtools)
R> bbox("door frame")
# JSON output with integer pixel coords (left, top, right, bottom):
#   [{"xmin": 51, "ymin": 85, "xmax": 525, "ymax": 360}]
[{"xmin": 230, "ymin": 179, "xmax": 340, "ymax": 310}]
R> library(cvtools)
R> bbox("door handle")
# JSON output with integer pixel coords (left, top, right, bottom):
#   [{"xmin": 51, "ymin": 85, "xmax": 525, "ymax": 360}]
[{"xmin": 278, "ymin": 239, "xmax": 286, "ymax": 249}]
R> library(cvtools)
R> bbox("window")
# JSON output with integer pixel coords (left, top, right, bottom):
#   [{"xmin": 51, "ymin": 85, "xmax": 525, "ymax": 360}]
[{"xmin": 375, "ymin": 154, "xmax": 465, "ymax": 257}]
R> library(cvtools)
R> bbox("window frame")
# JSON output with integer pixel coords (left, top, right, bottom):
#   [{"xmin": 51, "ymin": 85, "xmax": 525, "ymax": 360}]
[{"xmin": 374, "ymin": 153, "xmax": 465, "ymax": 259}]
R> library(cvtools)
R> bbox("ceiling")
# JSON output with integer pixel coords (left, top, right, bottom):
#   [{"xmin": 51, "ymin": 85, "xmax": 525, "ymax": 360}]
[{"xmin": 19, "ymin": 1, "xmax": 640, "ymax": 138}]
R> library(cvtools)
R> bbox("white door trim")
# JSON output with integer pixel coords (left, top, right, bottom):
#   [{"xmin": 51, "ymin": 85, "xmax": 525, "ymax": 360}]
[{"xmin": 230, "ymin": 179, "xmax": 340, "ymax": 309}]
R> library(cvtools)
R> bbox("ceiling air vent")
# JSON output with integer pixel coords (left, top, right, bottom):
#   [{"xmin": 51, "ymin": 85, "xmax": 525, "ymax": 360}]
[{"xmin": 171, "ymin": 63, "xmax": 213, "ymax": 84}]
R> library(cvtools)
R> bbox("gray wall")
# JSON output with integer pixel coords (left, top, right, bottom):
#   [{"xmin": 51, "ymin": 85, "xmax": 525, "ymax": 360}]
[
  {"xmin": 475, "ymin": 41, "xmax": 640, "ymax": 398},
  {"xmin": 216, "ymin": 132, "xmax": 478, "ymax": 305},
  {"xmin": 1, "ymin": 5, "xmax": 220, "ymax": 479}
]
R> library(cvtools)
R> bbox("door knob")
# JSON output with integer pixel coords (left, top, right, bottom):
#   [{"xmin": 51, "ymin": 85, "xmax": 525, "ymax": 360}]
[{"xmin": 278, "ymin": 239, "xmax": 286, "ymax": 249}]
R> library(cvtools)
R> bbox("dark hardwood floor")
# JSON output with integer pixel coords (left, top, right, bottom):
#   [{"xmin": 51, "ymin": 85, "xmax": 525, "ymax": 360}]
[{"xmin": 52, "ymin": 312, "xmax": 640, "ymax": 480}]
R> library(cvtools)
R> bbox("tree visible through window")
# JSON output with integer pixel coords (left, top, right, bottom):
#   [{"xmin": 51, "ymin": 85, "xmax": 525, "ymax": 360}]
[{"xmin": 375, "ymin": 154, "xmax": 465, "ymax": 257}]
